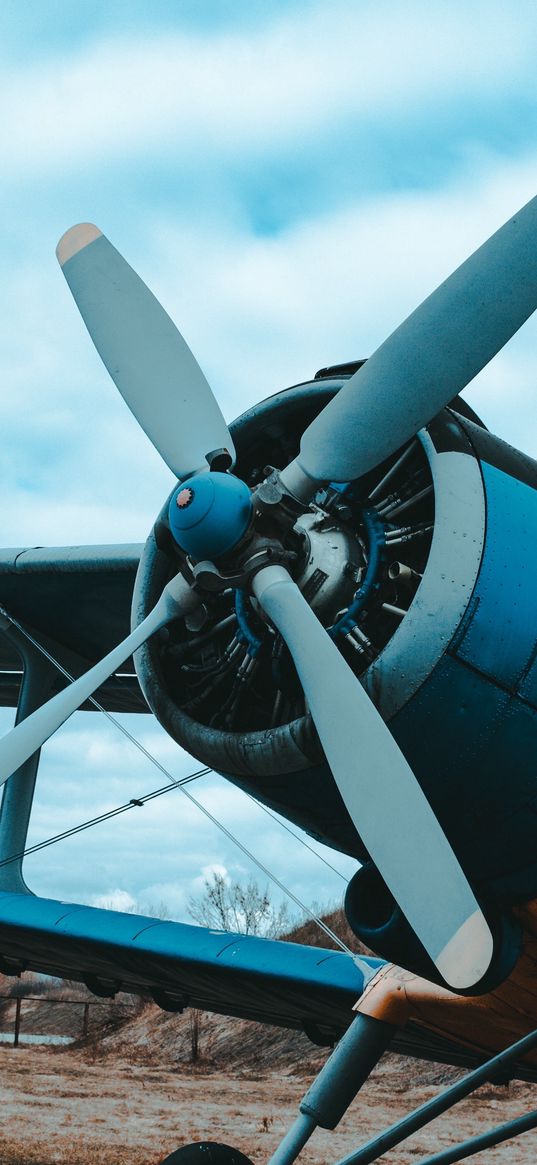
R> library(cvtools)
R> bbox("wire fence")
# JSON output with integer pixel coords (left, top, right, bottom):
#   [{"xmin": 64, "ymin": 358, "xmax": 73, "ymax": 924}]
[{"xmin": 0, "ymin": 993, "xmax": 138, "ymax": 1048}]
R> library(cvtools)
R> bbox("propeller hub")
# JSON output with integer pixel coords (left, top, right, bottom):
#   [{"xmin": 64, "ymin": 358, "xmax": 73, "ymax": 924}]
[{"xmin": 169, "ymin": 471, "xmax": 253, "ymax": 561}]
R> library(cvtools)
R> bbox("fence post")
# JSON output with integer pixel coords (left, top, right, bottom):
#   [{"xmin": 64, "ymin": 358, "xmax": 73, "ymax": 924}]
[
  {"xmin": 13, "ymin": 997, "xmax": 21, "ymax": 1048},
  {"xmin": 82, "ymin": 1001, "xmax": 90, "ymax": 1038}
]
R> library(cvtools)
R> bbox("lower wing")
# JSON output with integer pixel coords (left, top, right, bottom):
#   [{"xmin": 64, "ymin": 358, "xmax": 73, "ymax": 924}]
[{"xmin": 1, "ymin": 891, "xmax": 536, "ymax": 1080}]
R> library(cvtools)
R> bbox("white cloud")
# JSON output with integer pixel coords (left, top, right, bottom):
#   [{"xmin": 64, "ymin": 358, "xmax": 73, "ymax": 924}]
[
  {"xmin": 147, "ymin": 152, "xmax": 537, "ymax": 454},
  {"xmin": 91, "ymin": 887, "xmax": 136, "ymax": 911},
  {"xmin": 4, "ymin": 154, "xmax": 536, "ymax": 522},
  {"xmin": 134, "ymin": 881, "xmax": 188, "ymax": 919},
  {"xmin": 1, "ymin": 1, "xmax": 536, "ymax": 176},
  {"xmin": 16, "ymin": 707, "xmax": 353, "ymax": 919},
  {"xmin": 202, "ymin": 862, "xmax": 228, "ymax": 879}
]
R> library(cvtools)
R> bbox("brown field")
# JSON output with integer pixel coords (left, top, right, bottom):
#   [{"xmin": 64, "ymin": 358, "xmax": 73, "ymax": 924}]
[
  {"xmin": 0, "ymin": 1036, "xmax": 536, "ymax": 1165},
  {"xmin": 1, "ymin": 914, "xmax": 536, "ymax": 1164}
]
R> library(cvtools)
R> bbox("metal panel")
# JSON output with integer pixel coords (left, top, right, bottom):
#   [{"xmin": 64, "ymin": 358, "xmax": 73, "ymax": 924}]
[
  {"xmin": 518, "ymin": 651, "xmax": 537, "ymax": 708},
  {"xmin": 454, "ymin": 463, "xmax": 537, "ymax": 693},
  {"xmin": 0, "ymin": 545, "xmax": 142, "ymax": 667},
  {"xmin": 0, "ymin": 890, "xmax": 376, "ymax": 1035},
  {"xmin": 390, "ymin": 653, "xmax": 537, "ymax": 902}
]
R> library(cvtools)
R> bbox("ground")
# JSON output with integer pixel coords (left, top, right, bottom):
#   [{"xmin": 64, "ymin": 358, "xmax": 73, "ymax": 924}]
[
  {"xmin": 1, "ymin": 915, "xmax": 536, "ymax": 1164},
  {"xmin": 0, "ymin": 1045, "xmax": 536, "ymax": 1165}
]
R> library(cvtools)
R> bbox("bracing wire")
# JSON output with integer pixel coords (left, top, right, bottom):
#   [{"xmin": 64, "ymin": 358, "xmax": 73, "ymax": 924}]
[
  {"xmin": 0, "ymin": 607, "xmax": 354, "ymax": 955},
  {"xmin": 242, "ymin": 791, "xmax": 349, "ymax": 882},
  {"xmin": 0, "ymin": 770, "xmax": 208, "ymax": 867},
  {"xmin": 0, "ymin": 608, "xmax": 183, "ymax": 789}
]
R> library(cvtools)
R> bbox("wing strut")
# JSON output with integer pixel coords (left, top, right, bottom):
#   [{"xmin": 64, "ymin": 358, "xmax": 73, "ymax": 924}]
[{"xmin": 266, "ymin": 1023, "xmax": 537, "ymax": 1165}]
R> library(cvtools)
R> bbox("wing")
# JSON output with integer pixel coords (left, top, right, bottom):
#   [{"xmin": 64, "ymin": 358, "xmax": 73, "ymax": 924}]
[
  {"xmin": 0, "ymin": 888, "xmax": 379, "ymax": 1038},
  {"xmin": 0, "ymin": 545, "xmax": 144, "ymax": 713},
  {"xmin": 0, "ymin": 891, "xmax": 536, "ymax": 1081}
]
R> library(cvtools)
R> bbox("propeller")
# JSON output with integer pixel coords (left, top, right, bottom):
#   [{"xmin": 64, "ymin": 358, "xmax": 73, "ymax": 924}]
[
  {"xmin": 2, "ymin": 198, "xmax": 537, "ymax": 988},
  {"xmin": 280, "ymin": 194, "xmax": 537, "ymax": 501},
  {"xmin": 56, "ymin": 224, "xmax": 235, "ymax": 480},
  {"xmin": 0, "ymin": 574, "xmax": 199, "ymax": 787},
  {"xmin": 252, "ymin": 565, "xmax": 493, "ymax": 988}
]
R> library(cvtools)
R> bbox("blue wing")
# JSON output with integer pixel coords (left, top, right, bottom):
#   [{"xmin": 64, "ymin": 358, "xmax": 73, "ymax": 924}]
[
  {"xmin": 0, "ymin": 889, "xmax": 379, "ymax": 1039},
  {"xmin": 1, "ymin": 890, "xmax": 535, "ymax": 1080},
  {"xmin": 0, "ymin": 545, "xmax": 143, "ymax": 712}
]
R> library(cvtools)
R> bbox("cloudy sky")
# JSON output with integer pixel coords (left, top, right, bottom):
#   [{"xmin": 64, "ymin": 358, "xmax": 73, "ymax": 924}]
[{"xmin": 1, "ymin": 0, "xmax": 537, "ymax": 925}]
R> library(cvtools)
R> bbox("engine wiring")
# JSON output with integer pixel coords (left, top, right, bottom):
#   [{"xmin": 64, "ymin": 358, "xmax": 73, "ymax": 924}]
[{"xmin": 0, "ymin": 607, "xmax": 353, "ymax": 955}]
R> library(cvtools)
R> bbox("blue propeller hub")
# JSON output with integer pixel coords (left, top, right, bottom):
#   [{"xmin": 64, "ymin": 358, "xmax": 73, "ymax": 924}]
[{"xmin": 168, "ymin": 471, "xmax": 253, "ymax": 561}]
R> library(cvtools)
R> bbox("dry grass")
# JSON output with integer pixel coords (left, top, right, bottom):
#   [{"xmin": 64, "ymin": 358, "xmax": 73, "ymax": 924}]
[
  {"xmin": 0, "ymin": 1046, "xmax": 536, "ymax": 1165},
  {"xmin": 0, "ymin": 914, "xmax": 536, "ymax": 1162}
]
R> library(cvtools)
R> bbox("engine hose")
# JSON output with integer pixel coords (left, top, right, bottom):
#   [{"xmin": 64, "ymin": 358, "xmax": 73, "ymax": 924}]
[
  {"xmin": 212, "ymin": 656, "xmax": 259, "ymax": 728},
  {"xmin": 329, "ymin": 508, "xmax": 386, "ymax": 640},
  {"xmin": 180, "ymin": 632, "xmax": 243, "ymax": 680},
  {"xmin": 180, "ymin": 642, "xmax": 247, "ymax": 712},
  {"xmin": 235, "ymin": 589, "xmax": 264, "ymax": 657}
]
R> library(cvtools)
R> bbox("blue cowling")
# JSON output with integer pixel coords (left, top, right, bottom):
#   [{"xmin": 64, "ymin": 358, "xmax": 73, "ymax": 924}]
[{"xmin": 168, "ymin": 471, "xmax": 253, "ymax": 561}]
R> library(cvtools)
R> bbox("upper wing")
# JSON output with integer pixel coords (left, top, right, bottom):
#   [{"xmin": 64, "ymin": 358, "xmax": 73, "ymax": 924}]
[
  {"xmin": 0, "ymin": 545, "xmax": 144, "ymax": 713},
  {"xmin": 0, "ymin": 890, "xmax": 535, "ymax": 1080}
]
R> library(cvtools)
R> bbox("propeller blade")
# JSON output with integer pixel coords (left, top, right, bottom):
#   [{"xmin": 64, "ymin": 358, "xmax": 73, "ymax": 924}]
[
  {"xmin": 0, "ymin": 575, "xmax": 198, "ymax": 788},
  {"xmin": 281, "ymin": 195, "xmax": 537, "ymax": 500},
  {"xmin": 252, "ymin": 564, "xmax": 493, "ymax": 989},
  {"xmin": 56, "ymin": 225, "xmax": 235, "ymax": 480}
]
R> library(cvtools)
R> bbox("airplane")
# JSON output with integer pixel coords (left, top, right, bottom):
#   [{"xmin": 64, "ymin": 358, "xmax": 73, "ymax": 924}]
[{"xmin": 0, "ymin": 197, "xmax": 537, "ymax": 1165}]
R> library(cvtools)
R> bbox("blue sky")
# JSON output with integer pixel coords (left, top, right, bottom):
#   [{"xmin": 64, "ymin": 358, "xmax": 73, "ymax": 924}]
[{"xmin": 1, "ymin": 1, "xmax": 537, "ymax": 922}]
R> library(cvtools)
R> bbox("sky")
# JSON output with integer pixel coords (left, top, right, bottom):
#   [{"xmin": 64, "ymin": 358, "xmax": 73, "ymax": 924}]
[{"xmin": 1, "ymin": 0, "xmax": 537, "ymax": 926}]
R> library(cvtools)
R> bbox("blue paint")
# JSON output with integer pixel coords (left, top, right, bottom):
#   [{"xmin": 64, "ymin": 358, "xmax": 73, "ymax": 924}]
[
  {"xmin": 168, "ymin": 471, "xmax": 252, "ymax": 560},
  {"xmin": 330, "ymin": 508, "xmax": 385, "ymax": 640},
  {"xmin": 234, "ymin": 589, "xmax": 263, "ymax": 656},
  {"xmin": 390, "ymin": 460, "xmax": 537, "ymax": 902},
  {"xmin": 3, "ymin": 891, "xmax": 530, "ymax": 1074},
  {"xmin": 0, "ymin": 891, "xmax": 380, "ymax": 1036},
  {"xmin": 454, "ymin": 462, "xmax": 537, "ymax": 694},
  {"xmin": 519, "ymin": 653, "xmax": 537, "ymax": 706},
  {"xmin": 389, "ymin": 655, "xmax": 537, "ymax": 898}
]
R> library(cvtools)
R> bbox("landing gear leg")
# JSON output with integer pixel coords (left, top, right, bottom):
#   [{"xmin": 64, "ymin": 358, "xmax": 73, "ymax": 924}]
[{"xmin": 267, "ymin": 1011, "xmax": 397, "ymax": 1165}]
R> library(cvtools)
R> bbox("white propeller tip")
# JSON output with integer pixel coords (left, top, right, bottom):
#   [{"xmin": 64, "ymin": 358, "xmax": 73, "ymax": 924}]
[
  {"xmin": 436, "ymin": 909, "xmax": 494, "ymax": 989},
  {"xmin": 56, "ymin": 223, "xmax": 102, "ymax": 267}
]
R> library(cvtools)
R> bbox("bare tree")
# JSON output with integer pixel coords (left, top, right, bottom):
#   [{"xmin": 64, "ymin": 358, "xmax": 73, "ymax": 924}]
[{"xmin": 187, "ymin": 871, "xmax": 292, "ymax": 937}]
